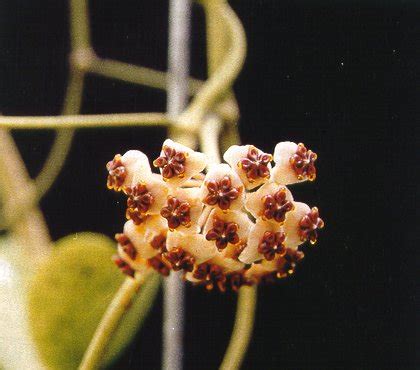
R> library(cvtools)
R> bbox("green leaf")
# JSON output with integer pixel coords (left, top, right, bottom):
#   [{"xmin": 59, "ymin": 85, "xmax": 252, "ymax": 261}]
[{"xmin": 27, "ymin": 232, "xmax": 160, "ymax": 370}]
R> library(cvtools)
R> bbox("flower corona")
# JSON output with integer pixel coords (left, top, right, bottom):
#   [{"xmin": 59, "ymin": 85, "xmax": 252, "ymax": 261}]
[{"xmin": 107, "ymin": 139, "xmax": 324, "ymax": 291}]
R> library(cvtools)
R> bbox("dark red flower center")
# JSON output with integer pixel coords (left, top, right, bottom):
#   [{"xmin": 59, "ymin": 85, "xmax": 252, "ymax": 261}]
[
  {"xmin": 299, "ymin": 207, "xmax": 324, "ymax": 244},
  {"xmin": 262, "ymin": 188, "xmax": 294, "ymax": 223},
  {"xmin": 153, "ymin": 145, "xmax": 187, "ymax": 179},
  {"xmin": 160, "ymin": 197, "xmax": 191, "ymax": 230},
  {"xmin": 206, "ymin": 217, "xmax": 240, "ymax": 250},
  {"xmin": 106, "ymin": 154, "xmax": 126, "ymax": 191},
  {"xmin": 193, "ymin": 263, "xmax": 227, "ymax": 291},
  {"xmin": 163, "ymin": 247, "xmax": 195, "ymax": 272},
  {"xmin": 125, "ymin": 208, "xmax": 148, "ymax": 225},
  {"xmin": 126, "ymin": 183, "xmax": 154, "ymax": 212},
  {"xmin": 239, "ymin": 146, "xmax": 272, "ymax": 181},
  {"xmin": 112, "ymin": 255, "xmax": 135, "ymax": 277},
  {"xmin": 150, "ymin": 234, "xmax": 167, "ymax": 252},
  {"xmin": 290, "ymin": 143, "xmax": 317, "ymax": 181},
  {"xmin": 204, "ymin": 176, "xmax": 241, "ymax": 210},
  {"xmin": 257, "ymin": 231, "xmax": 286, "ymax": 261},
  {"xmin": 148, "ymin": 256, "xmax": 171, "ymax": 276},
  {"xmin": 115, "ymin": 233, "xmax": 137, "ymax": 260}
]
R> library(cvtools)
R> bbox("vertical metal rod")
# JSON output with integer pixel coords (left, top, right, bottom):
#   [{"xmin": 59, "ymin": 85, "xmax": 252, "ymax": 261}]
[{"xmin": 163, "ymin": 1, "xmax": 192, "ymax": 369}]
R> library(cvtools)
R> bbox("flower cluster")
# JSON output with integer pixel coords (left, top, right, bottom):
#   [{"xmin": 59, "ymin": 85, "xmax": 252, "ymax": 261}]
[{"xmin": 107, "ymin": 139, "xmax": 324, "ymax": 291}]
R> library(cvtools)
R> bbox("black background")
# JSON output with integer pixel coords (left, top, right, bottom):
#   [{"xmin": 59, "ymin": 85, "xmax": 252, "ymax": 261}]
[{"xmin": 1, "ymin": 1, "xmax": 417, "ymax": 369}]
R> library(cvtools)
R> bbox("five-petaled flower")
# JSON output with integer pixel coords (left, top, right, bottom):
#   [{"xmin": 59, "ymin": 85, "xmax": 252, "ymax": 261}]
[
  {"xmin": 160, "ymin": 197, "xmax": 191, "ymax": 230},
  {"xmin": 205, "ymin": 217, "xmax": 240, "ymax": 249},
  {"xmin": 108, "ymin": 139, "xmax": 324, "ymax": 291}
]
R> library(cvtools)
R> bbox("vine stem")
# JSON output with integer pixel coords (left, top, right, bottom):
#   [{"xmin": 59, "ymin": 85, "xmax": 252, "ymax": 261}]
[
  {"xmin": 79, "ymin": 272, "xmax": 151, "ymax": 370},
  {"xmin": 33, "ymin": 0, "xmax": 92, "ymax": 200},
  {"xmin": 219, "ymin": 286, "xmax": 257, "ymax": 370},
  {"xmin": 0, "ymin": 112, "xmax": 170, "ymax": 130},
  {"xmin": 176, "ymin": 0, "xmax": 246, "ymax": 131},
  {"xmin": 199, "ymin": 115, "xmax": 257, "ymax": 370},
  {"xmin": 0, "ymin": 129, "xmax": 51, "ymax": 265},
  {"xmin": 200, "ymin": 3, "xmax": 257, "ymax": 369},
  {"xmin": 163, "ymin": 1, "xmax": 192, "ymax": 369}
]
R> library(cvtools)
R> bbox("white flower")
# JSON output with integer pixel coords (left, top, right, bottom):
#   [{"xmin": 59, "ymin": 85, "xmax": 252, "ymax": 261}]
[
  {"xmin": 239, "ymin": 220, "xmax": 285, "ymax": 264},
  {"xmin": 245, "ymin": 182, "xmax": 294, "ymax": 224},
  {"xmin": 125, "ymin": 173, "xmax": 169, "ymax": 223},
  {"xmin": 106, "ymin": 150, "xmax": 151, "ymax": 191},
  {"xmin": 223, "ymin": 144, "xmax": 272, "ymax": 190},
  {"xmin": 203, "ymin": 209, "xmax": 252, "ymax": 250},
  {"xmin": 120, "ymin": 218, "xmax": 167, "ymax": 259},
  {"xmin": 272, "ymin": 142, "xmax": 317, "ymax": 185},
  {"xmin": 283, "ymin": 202, "xmax": 324, "ymax": 248},
  {"xmin": 160, "ymin": 187, "xmax": 202, "ymax": 233},
  {"xmin": 199, "ymin": 163, "xmax": 244, "ymax": 211},
  {"xmin": 108, "ymin": 138, "xmax": 324, "ymax": 290},
  {"xmin": 165, "ymin": 232, "xmax": 217, "ymax": 266},
  {"xmin": 153, "ymin": 139, "xmax": 207, "ymax": 187}
]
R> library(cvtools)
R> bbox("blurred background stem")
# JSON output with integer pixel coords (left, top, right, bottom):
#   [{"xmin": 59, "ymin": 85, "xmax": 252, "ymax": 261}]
[
  {"xmin": 33, "ymin": 0, "xmax": 91, "ymax": 202},
  {"xmin": 163, "ymin": 1, "xmax": 192, "ymax": 370},
  {"xmin": 0, "ymin": 129, "xmax": 50, "ymax": 266}
]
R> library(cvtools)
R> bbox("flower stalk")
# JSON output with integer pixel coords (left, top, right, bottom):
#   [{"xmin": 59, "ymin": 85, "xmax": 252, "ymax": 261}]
[
  {"xmin": 79, "ymin": 272, "xmax": 153, "ymax": 370},
  {"xmin": 220, "ymin": 286, "xmax": 257, "ymax": 370}
]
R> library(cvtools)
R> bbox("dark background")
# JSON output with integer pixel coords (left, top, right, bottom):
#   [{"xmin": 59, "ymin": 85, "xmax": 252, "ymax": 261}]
[{"xmin": 1, "ymin": 0, "xmax": 417, "ymax": 369}]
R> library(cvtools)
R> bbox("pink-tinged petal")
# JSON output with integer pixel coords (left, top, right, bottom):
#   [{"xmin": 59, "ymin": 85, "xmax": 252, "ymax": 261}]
[
  {"xmin": 123, "ymin": 218, "xmax": 167, "ymax": 259},
  {"xmin": 283, "ymin": 201, "xmax": 311, "ymax": 249},
  {"xmin": 239, "ymin": 220, "xmax": 283, "ymax": 264},
  {"xmin": 245, "ymin": 182, "xmax": 294, "ymax": 223},
  {"xmin": 203, "ymin": 209, "xmax": 253, "ymax": 250},
  {"xmin": 166, "ymin": 232, "xmax": 217, "ymax": 264},
  {"xmin": 200, "ymin": 164, "xmax": 244, "ymax": 211},
  {"xmin": 162, "ymin": 187, "xmax": 202, "ymax": 234},
  {"xmin": 223, "ymin": 144, "xmax": 272, "ymax": 190},
  {"xmin": 272, "ymin": 141, "xmax": 317, "ymax": 185},
  {"xmin": 153, "ymin": 139, "xmax": 207, "ymax": 187}
]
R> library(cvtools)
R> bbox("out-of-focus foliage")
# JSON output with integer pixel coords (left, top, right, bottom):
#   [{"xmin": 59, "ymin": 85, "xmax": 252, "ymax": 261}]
[
  {"xmin": 27, "ymin": 232, "xmax": 160, "ymax": 370},
  {"xmin": 0, "ymin": 236, "xmax": 46, "ymax": 370}
]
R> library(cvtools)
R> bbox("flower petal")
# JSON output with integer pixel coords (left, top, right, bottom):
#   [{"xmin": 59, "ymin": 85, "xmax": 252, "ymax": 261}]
[
  {"xmin": 123, "ymin": 218, "xmax": 167, "ymax": 259},
  {"xmin": 245, "ymin": 182, "xmax": 294, "ymax": 223},
  {"xmin": 200, "ymin": 163, "xmax": 244, "ymax": 211},
  {"xmin": 239, "ymin": 220, "xmax": 283, "ymax": 264},
  {"xmin": 203, "ymin": 209, "xmax": 252, "ymax": 248},
  {"xmin": 223, "ymin": 144, "xmax": 272, "ymax": 190},
  {"xmin": 283, "ymin": 201, "xmax": 311, "ymax": 249},
  {"xmin": 154, "ymin": 139, "xmax": 207, "ymax": 187},
  {"xmin": 166, "ymin": 232, "xmax": 217, "ymax": 264},
  {"xmin": 121, "ymin": 150, "xmax": 152, "ymax": 186}
]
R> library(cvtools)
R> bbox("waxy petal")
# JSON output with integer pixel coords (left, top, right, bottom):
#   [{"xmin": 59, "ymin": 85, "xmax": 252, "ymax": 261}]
[
  {"xmin": 239, "ymin": 220, "xmax": 284, "ymax": 264},
  {"xmin": 166, "ymin": 232, "xmax": 217, "ymax": 264},
  {"xmin": 272, "ymin": 141, "xmax": 317, "ymax": 185},
  {"xmin": 245, "ymin": 182, "xmax": 294, "ymax": 223},
  {"xmin": 200, "ymin": 163, "xmax": 244, "ymax": 211},
  {"xmin": 123, "ymin": 218, "xmax": 167, "ymax": 259},
  {"xmin": 154, "ymin": 139, "xmax": 207, "ymax": 187},
  {"xmin": 223, "ymin": 144, "xmax": 272, "ymax": 190}
]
